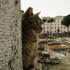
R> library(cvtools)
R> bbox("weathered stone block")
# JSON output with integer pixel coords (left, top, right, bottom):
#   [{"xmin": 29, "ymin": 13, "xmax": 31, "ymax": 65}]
[{"xmin": 0, "ymin": 0, "xmax": 22, "ymax": 70}]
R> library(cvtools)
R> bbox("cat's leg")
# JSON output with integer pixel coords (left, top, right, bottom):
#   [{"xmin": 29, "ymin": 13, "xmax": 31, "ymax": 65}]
[
  {"xmin": 28, "ymin": 42, "xmax": 37, "ymax": 70},
  {"xmin": 22, "ymin": 43, "xmax": 34, "ymax": 69}
]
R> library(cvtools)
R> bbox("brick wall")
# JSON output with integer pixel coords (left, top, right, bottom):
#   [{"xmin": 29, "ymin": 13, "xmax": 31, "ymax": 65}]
[{"xmin": 0, "ymin": 0, "xmax": 22, "ymax": 70}]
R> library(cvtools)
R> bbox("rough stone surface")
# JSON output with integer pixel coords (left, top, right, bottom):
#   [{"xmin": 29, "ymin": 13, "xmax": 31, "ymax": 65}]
[{"xmin": 0, "ymin": 0, "xmax": 22, "ymax": 70}]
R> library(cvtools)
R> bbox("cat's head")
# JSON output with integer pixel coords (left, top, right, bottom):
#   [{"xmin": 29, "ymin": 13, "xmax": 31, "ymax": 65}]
[{"xmin": 23, "ymin": 12, "xmax": 43, "ymax": 34}]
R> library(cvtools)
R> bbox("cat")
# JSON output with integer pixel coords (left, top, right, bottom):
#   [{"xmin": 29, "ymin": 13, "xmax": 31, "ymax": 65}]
[{"xmin": 22, "ymin": 12, "xmax": 42, "ymax": 70}]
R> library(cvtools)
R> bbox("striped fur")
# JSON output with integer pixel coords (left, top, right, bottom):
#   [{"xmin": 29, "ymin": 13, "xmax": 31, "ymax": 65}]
[{"xmin": 22, "ymin": 13, "xmax": 42, "ymax": 69}]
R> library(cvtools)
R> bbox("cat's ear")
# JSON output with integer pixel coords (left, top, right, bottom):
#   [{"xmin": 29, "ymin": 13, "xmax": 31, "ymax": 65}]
[{"xmin": 35, "ymin": 11, "xmax": 41, "ymax": 15}]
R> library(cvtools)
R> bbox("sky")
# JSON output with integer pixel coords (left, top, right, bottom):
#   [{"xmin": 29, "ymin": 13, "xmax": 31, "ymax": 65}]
[{"xmin": 21, "ymin": 0, "xmax": 70, "ymax": 18}]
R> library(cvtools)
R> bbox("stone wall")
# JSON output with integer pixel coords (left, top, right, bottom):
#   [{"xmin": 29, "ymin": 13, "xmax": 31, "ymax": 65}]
[{"xmin": 0, "ymin": 0, "xmax": 22, "ymax": 70}]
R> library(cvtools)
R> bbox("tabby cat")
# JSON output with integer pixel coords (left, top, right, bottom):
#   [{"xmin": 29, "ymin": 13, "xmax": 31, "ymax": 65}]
[{"xmin": 22, "ymin": 12, "xmax": 42, "ymax": 70}]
